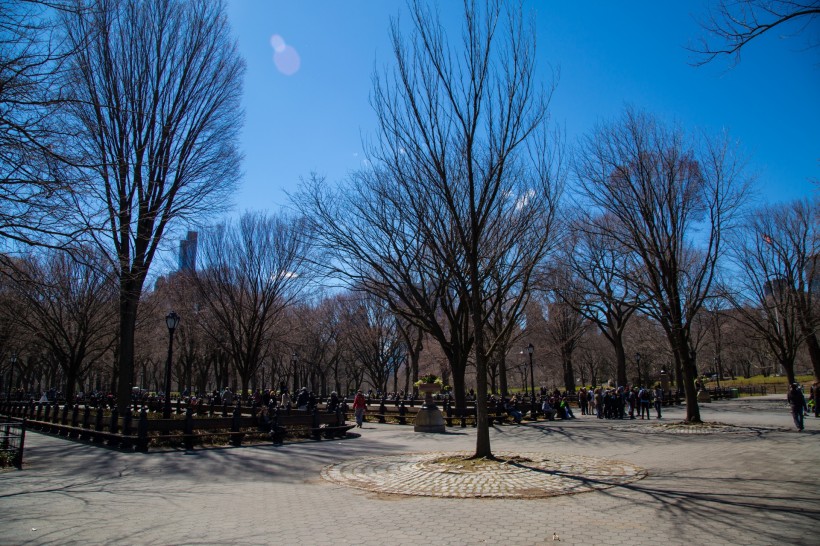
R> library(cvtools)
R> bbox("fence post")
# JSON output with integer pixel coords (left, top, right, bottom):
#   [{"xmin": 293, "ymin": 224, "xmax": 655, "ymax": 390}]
[
  {"xmin": 136, "ymin": 408, "xmax": 149, "ymax": 452},
  {"xmin": 81, "ymin": 406, "xmax": 92, "ymax": 441},
  {"xmin": 51, "ymin": 402, "xmax": 60, "ymax": 426},
  {"xmin": 93, "ymin": 407, "xmax": 104, "ymax": 442},
  {"xmin": 271, "ymin": 408, "xmax": 284, "ymax": 445},
  {"xmin": 184, "ymin": 407, "xmax": 195, "ymax": 450},
  {"xmin": 311, "ymin": 407, "xmax": 322, "ymax": 440},
  {"xmin": 122, "ymin": 407, "xmax": 133, "ymax": 451},
  {"xmin": 230, "ymin": 402, "xmax": 243, "ymax": 446},
  {"xmin": 71, "ymin": 404, "xmax": 80, "ymax": 428},
  {"xmin": 106, "ymin": 407, "xmax": 119, "ymax": 447},
  {"xmin": 14, "ymin": 419, "xmax": 26, "ymax": 469}
]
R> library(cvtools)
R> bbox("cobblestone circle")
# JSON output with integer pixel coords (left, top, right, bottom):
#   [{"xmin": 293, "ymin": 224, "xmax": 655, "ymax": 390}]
[
  {"xmin": 613, "ymin": 421, "xmax": 783, "ymax": 434},
  {"xmin": 321, "ymin": 451, "xmax": 647, "ymax": 499}
]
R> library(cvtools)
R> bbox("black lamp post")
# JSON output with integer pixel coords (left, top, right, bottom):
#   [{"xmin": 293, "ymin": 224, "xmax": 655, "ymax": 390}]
[
  {"xmin": 527, "ymin": 343, "xmax": 536, "ymax": 420},
  {"xmin": 291, "ymin": 352, "xmax": 299, "ymax": 393},
  {"xmin": 7, "ymin": 352, "xmax": 17, "ymax": 402},
  {"xmin": 635, "ymin": 352, "xmax": 641, "ymax": 386},
  {"xmin": 163, "ymin": 311, "xmax": 180, "ymax": 419}
]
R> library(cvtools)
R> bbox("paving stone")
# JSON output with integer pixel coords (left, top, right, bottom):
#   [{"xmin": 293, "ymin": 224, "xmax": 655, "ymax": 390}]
[{"xmin": 0, "ymin": 394, "xmax": 817, "ymax": 545}]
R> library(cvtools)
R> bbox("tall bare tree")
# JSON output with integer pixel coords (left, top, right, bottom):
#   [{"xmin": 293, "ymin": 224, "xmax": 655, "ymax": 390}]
[
  {"xmin": 338, "ymin": 292, "xmax": 404, "ymax": 394},
  {"xmin": 575, "ymin": 107, "xmax": 748, "ymax": 423},
  {"xmin": 552, "ymin": 214, "xmax": 642, "ymax": 387},
  {"xmin": 0, "ymin": 0, "xmax": 83, "ymax": 250},
  {"xmin": 6, "ymin": 246, "xmax": 118, "ymax": 402},
  {"xmin": 192, "ymin": 212, "xmax": 313, "ymax": 398},
  {"xmin": 541, "ymin": 296, "xmax": 588, "ymax": 393},
  {"xmin": 691, "ymin": 0, "xmax": 820, "ymax": 66},
  {"xmin": 60, "ymin": 0, "xmax": 244, "ymax": 411},
  {"xmin": 726, "ymin": 199, "xmax": 819, "ymax": 382},
  {"xmin": 297, "ymin": 0, "xmax": 562, "ymax": 458}
]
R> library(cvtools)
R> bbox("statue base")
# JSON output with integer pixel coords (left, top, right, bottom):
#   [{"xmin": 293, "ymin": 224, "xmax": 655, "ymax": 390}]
[{"xmin": 414, "ymin": 406, "xmax": 446, "ymax": 433}]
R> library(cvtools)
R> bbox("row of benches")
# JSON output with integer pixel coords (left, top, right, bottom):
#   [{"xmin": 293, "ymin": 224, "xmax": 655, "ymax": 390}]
[{"xmin": 0, "ymin": 401, "xmax": 355, "ymax": 452}]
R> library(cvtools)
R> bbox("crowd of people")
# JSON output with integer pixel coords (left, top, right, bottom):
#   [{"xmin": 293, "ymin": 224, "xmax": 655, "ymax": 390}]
[{"xmin": 7, "ymin": 378, "xmax": 819, "ymax": 433}]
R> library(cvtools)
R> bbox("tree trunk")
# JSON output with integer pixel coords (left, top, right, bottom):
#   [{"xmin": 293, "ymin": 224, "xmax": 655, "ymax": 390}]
[
  {"xmin": 614, "ymin": 332, "xmax": 627, "ymax": 388},
  {"xmin": 677, "ymin": 334, "xmax": 701, "ymax": 423},
  {"xmin": 64, "ymin": 364, "xmax": 78, "ymax": 405},
  {"xmin": 562, "ymin": 346, "xmax": 576, "ymax": 393},
  {"xmin": 780, "ymin": 358, "xmax": 797, "ymax": 386},
  {"xmin": 449, "ymin": 363, "xmax": 467, "ymax": 415},
  {"xmin": 803, "ymin": 332, "xmax": 820, "ymax": 382},
  {"xmin": 499, "ymin": 357, "xmax": 509, "ymax": 398},
  {"xmin": 472, "ymin": 283, "xmax": 491, "ymax": 459},
  {"xmin": 116, "ymin": 288, "xmax": 140, "ymax": 413}
]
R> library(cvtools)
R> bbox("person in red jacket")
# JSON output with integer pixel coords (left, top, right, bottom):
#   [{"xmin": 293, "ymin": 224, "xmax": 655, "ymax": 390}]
[{"xmin": 353, "ymin": 390, "xmax": 367, "ymax": 428}]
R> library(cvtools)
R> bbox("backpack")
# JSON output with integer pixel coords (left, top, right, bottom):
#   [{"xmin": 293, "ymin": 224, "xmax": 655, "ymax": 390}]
[{"xmin": 640, "ymin": 389, "xmax": 649, "ymax": 401}]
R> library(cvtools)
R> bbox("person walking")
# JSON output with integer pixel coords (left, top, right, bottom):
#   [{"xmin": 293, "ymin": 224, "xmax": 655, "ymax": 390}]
[
  {"xmin": 353, "ymin": 390, "xmax": 367, "ymax": 428},
  {"xmin": 787, "ymin": 383, "xmax": 808, "ymax": 432}
]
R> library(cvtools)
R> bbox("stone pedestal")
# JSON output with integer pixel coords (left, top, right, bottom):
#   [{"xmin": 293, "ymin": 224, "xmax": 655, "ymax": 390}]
[
  {"xmin": 697, "ymin": 390, "xmax": 712, "ymax": 403},
  {"xmin": 414, "ymin": 384, "xmax": 446, "ymax": 433}
]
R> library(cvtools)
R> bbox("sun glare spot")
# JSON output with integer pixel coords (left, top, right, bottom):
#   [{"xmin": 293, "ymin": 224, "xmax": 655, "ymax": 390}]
[
  {"xmin": 274, "ymin": 45, "xmax": 301, "ymax": 75},
  {"xmin": 269, "ymin": 34, "xmax": 286, "ymax": 53},
  {"xmin": 269, "ymin": 34, "xmax": 300, "ymax": 75}
]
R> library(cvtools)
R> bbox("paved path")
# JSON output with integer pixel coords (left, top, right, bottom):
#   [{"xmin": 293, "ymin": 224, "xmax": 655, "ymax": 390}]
[{"xmin": 1, "ymin": 395, "xmax": 818, "ymax": 545}]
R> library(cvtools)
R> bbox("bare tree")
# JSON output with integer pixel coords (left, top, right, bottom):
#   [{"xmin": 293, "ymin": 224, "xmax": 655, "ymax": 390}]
[
  {"xmin": 396, "ymin": 316, "xmax": 424, "ymax": 396},
  {"xmin": 540, "ymin": 296, "xmax": 588, "ymax": 393},
  {"xmin": 192, "ymin": 212, "xmax": 313, "ymax": 398},
  {"xmin": 6, "ymin": 246, "xmax": 118, "ymax": 402},
  {"xmin": 691, "ymin": 0, "xmax": 820, "ymax": 66},
  {"xmin": 552, "ymin": 214, "xmax": 642, "ymax": 387},
  {"xmin": 338, "ymin": 292, "xmax": 404, "ymax": 394},
  {"xmin": 575, "ymin": 107, "xmax": 748, "ymax": 423},
  {"xmin": 0, "ymin": 0, "xmax": 83, "ymax": 249},
  {"xmin": 296, "ymin": 0, "xmax": 562, "ymax": 459},
  {"xmin": 726, "ymin": 199, "xmax": 819, "ymax": 382},
  {"xmin": 60, "ymin": 0, "xmax": 244, "ymax": 411}
]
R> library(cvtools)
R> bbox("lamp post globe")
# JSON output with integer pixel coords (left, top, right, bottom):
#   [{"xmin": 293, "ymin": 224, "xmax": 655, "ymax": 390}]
[{"xmin": 163, "ymin": 311, "xmax": 180, "ymax": 419}]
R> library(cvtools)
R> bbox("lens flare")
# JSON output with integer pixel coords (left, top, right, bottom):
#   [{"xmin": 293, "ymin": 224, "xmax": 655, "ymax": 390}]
[
  {"xmin": 269, "ymin": 34, "xmax": 286, "ymax": 53},
  {"xmin": 274, "ymin": 45, "xmax": 301, "ymax": 76}
]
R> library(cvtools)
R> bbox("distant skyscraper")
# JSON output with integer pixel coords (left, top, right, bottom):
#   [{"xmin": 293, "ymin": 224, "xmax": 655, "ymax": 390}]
[{"xmin": 179, "ymin": 231, "xmax": 198, "ymax": 272}]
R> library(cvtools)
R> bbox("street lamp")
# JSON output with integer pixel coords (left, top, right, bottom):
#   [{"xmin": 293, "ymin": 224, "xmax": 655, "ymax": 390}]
[
  {"xmin": 527, "ymin": 343, "xmax": 536, "ymax": 420},
  {"xmin": 163, "ymin": 311, "xmax": 180, "ymax": 419},
  {"xmin": 291, "ymin": 352, "xmax": 299, "ymax": 393},
  {"xmin": 635, "ymin": 352, "xmax": 641, "ymax": 386},
  {"xmin": 7, "ymin": 352, "xmax": 17, "ymax": 402}
]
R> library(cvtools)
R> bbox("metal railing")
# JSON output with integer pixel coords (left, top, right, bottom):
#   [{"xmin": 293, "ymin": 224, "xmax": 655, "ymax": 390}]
[{"xmin": 1, "ymin": 421, "xmax": 25, "ymax": 469}]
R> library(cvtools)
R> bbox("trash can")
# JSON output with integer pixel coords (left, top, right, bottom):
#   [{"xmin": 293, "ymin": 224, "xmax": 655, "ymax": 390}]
[{"xmin": 730, "ymin": 388, "xmax": 739, "ymax": 399}]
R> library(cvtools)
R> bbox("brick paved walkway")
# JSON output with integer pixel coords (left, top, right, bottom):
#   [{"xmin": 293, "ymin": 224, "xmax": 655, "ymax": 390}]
[
  {"xmin": 321, "ymin": 451, "xmax": 646, "ymax": 498},
  {"xmin": 0, "ymin": 394, "xmax": 817, "ymax": 545}
]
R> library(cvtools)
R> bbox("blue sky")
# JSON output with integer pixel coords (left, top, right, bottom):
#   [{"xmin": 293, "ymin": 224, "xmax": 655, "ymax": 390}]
[{"xmin": 224, "ymin": 0, "xmax": 819, "ymax": 214}]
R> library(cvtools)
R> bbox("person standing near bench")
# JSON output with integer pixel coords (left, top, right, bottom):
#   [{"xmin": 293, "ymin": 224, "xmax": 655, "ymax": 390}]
[
  {"xmin": 787, "ymin": 383, "xmax": 808, "ymax": 432},
  {"xmin": 353, "ymin": 390, "xmax": 367, "ymax": 428}
]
